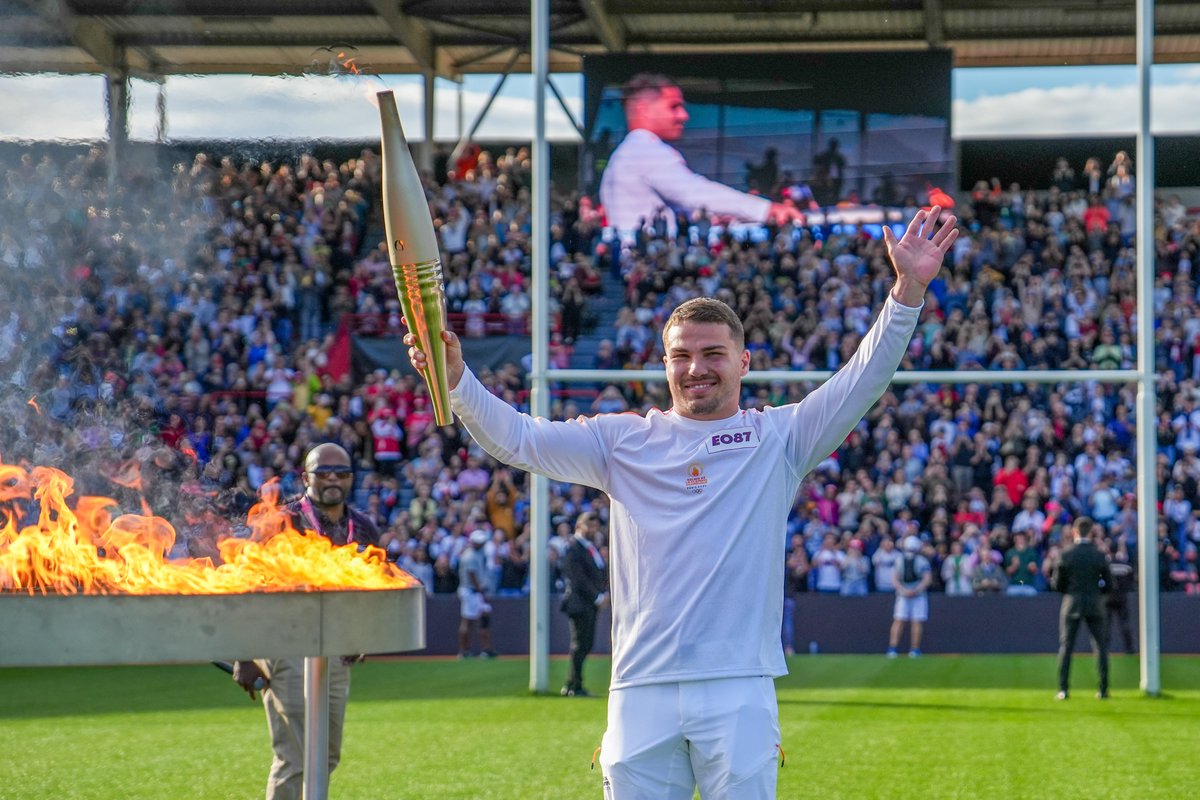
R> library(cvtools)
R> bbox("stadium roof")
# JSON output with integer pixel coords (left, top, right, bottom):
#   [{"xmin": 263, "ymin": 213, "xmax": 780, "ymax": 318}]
[{"xmin": 3, "ymin": 0, "xmax": 1200, "ymax": 82}]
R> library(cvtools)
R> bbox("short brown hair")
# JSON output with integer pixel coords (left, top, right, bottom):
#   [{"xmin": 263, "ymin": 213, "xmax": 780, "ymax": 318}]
[
  {"xmin": 662, "ymin": 298, "xmax": 744, "ymax": 351},
  {"xmin": 622, "ymin": 73, "xmax": 678, "ymax": 114},
  {"xmin": 1073, "ymin": 516, "xmax": 1095, "ymax": 539}
]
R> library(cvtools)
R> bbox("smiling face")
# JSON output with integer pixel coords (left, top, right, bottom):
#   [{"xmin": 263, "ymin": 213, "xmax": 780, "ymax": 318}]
[{"xmin": 663, "ymin": 319, "xmax": 749, "ymax": 420}]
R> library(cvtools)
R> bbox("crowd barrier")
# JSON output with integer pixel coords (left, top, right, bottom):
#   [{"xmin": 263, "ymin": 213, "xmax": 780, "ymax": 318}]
[{"xmin": 398, "ymin": 593, "xmax": 1199, "ymax": 657}]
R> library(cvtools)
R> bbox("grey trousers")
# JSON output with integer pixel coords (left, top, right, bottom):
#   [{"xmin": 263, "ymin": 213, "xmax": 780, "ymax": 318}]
[{"xmin": 257, "ymin": 658, "xmax": 351, "ymax": 800}]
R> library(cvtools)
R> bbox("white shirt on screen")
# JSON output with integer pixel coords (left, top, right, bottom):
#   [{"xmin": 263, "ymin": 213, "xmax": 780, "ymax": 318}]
[
  {"xmin": 599, "ymin": 128, "xmax": 771, "ymax": 243},
  {"xmin": 450, "ymin": 296, "xmax": 919, "ymax": 690}
]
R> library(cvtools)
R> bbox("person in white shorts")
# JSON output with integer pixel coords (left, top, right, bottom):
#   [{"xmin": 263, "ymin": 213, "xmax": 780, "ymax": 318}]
[
  {"xmin": 408, "ymin": 207, "xmax": 958, "ymax": 798},
  {"xmin": 888, "ymin": 535, "xmax": 933, "ymax": 658},
  {"xmin": 457, "ymin": 528, "xmax": 495, "ymax": 658}
]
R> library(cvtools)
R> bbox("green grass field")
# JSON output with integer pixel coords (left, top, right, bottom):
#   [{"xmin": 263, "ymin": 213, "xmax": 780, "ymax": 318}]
[{"xmin": 0, "ymin": 654, "xmax": 1195, "ymax": 799}]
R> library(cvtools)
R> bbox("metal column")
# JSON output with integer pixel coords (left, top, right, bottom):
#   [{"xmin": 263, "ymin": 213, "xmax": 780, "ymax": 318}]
[
  {"xmin": 449, "ymin": 49, "xmax": 522, "ymax": 165},
  {"xmin": 528, "ymin": 0, "xmax": 551, "ymax": 694},
  {"xmin": 421, "ymin": 69, "xmax": 436, "ymax": 172},
  {"xmin": 105, "ymin": 68, "xmax": 129, "ymax": 193},
  {"xmin": 155, "ymin": 80, "xmax": 167, "ymax": 143},
  {"xmin": 302, "ymin": 656, "xmax": 331, "ymax": 800},
  {"xmin": 1134, "ymin": 0, "xmax": 1161, "ymax": 697}
]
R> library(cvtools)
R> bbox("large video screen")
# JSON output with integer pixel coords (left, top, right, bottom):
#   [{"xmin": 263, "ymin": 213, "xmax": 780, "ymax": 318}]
[{"xmin": 583, "ymin": 52, "xmax": 953, "ymax": 239}]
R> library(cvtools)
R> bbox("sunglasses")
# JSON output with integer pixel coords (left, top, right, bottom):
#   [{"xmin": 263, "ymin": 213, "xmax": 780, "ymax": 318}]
[{"xmin": 308, "ymin": 466, "xmax": 353, "ymax": 477}]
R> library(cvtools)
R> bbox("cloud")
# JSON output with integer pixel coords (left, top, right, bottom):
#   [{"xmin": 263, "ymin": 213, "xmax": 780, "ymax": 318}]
[
  {"xmin": 954, "ymin": 80, "xmax": 1200, "ymax": 137},
  {"xmin": 0, "ymin": 74, "xmax": 107, "ymax": 141},
  {"xmin": 4, "ymin": 71, "xmax": 1194, "ymax": 144},
  {"xmin": 0, "ymin": 73, "xmax": 584, "ymax": 143}
]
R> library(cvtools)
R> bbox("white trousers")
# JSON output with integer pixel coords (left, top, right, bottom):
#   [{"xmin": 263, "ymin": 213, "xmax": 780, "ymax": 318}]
[{"xmin": 599, "ymin": 677, "xmax": 780, "ymax": 800}]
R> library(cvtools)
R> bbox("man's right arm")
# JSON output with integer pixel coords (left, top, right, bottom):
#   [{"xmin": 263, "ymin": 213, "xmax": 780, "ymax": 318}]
[{"xmin": 407, "ymin": 330, "xmax": 609, "ymax": 490}]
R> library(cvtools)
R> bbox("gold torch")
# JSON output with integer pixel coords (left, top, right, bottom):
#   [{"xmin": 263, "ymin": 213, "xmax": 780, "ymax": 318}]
[{"xmin": 377, "ymin": 90, "xmax": 452, "ymax": 426}]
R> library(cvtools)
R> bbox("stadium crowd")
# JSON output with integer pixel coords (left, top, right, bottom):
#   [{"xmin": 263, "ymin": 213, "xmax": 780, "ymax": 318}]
[{"xmin": 0, "ymin": 141, "xmax": 1198, "ymax": 611}]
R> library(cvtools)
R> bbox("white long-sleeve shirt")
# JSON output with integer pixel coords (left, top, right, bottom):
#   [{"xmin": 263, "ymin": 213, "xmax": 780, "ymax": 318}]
[
  {"xmin": 599, "ymin": 128, "xmax": 771, "ymax": 241},
  {"xmin": 451, "ymin": 296, "xmax": 920, "ymax": 689}
]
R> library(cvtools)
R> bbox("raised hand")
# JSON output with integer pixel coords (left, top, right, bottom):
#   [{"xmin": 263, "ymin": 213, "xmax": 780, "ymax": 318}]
[
  {"xmin": 766, "ymin": 201, "xmax": 805, "ymax": 227},
  {"xmin": 882, "ymin": 205, "xmax": 958, "ymax": 307}
]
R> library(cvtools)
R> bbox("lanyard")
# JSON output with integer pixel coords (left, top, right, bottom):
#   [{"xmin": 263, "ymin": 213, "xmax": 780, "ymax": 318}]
[{"xmin": 300, "ymin": 496, "xmax": 355, "ymax": 545}]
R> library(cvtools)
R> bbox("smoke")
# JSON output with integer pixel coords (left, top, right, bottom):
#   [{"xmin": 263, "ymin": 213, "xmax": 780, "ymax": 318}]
[
  {"xmin": 0, "ymin": 42, "xmax": 408, "ymax": 555},
  {"xmin": 0, "ymin": 142, "xmax": 246, "ymax": 551}
]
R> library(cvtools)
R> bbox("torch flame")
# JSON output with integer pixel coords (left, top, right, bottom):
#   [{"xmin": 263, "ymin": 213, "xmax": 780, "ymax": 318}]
[
  {"xmin": 337, "ymin": 52, "xmax": 362, "ymax": 75},
  {"xmin": 27, "ymin": 396, "xmax": 40, "ymax": 415},
  {"xmin": 0, "ymin": 460, "xmax": 417, "ymax": 595}
]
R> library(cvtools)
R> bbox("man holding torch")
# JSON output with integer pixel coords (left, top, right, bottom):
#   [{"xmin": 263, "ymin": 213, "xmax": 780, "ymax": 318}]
[
  {"xmin": 232, "ymin": 443, "xmax": 380, "ymax": 800},
  {"xmin": 407, "ymin": 206, "xmax": 957, "ymax": 796}
]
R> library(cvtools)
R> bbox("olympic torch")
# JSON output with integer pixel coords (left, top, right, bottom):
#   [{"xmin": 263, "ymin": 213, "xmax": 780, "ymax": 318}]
[{"xmin": 377, "ymin": 90, "xmax": 452, "ymax": 425}]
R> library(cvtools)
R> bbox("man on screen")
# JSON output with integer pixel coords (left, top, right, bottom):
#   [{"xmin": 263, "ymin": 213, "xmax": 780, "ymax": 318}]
[{"xmin": 599, "ymin": 73, "xmax": 803, "ymax": 244}]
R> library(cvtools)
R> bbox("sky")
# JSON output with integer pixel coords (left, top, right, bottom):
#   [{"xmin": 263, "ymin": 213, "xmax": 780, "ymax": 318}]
[{"xmin": 0, "ymin": 64, "xmax": 1199, "ymax": 143}]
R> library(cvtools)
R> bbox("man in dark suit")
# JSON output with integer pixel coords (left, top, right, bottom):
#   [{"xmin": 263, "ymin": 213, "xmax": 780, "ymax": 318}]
[
  {"xmin": 560, "ymin": 511, "xmax": 608, "ymax": 697},
  {"xmin": 1051, "ymin": 516, "xmax": 1113, "ymax": 700}
]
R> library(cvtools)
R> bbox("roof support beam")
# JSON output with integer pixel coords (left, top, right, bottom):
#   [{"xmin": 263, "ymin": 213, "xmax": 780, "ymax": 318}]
[
  {"xmin": 16, "ymin": 0, "xmax": 161, "ymax": 79},
  {"xmin": 924, "ymin": 0, "xmax": 945, "ymax": 48},
  {"xmin": 547, "ymin": 76, "xmax": 583, "ymax": 138},
  {"xmin": 577, "ymin": 0, "xmax": 626, "ymax": 52},
  {"xmin": 366, "ymin": 0, "xmax": 456, "ymax": 79},
  {"xmin": 18, "ymin": 0, "xmax": 114, "ymax": 70}
]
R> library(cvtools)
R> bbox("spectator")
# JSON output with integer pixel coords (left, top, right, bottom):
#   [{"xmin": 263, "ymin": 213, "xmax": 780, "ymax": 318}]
[
  {"xmin": 941, "ymin": 539, "xmax": 975, "ymax": 596},
  {"xmin": 871, "ymin": 535, "xmax": 901, "ymax": 593},
  {"xmin": 811, "ymin": 532, "xmax": 845, "ymax": 594},
  {"xmin": 457, "ymin": 529, "xmax": 496, "ymax": 659},
  {"xmin": 782, "ymin": 533, "xmax": 809, "ymax": 656},
  {"xmin": 887, "ymin": 535, "xmax": 932, "ymax": 658},
  {"xmin": 994, "ymin": 455, "xmax": 1029, "ymax": 506},
  {"xmin": 972, "ymin": 542, "xmax": 1008, "ymax": 594},
  {"xmin": 840, "ymin": 539, "xmax": 870, "ymax": 596},
  {"xmin": 1004, "ymin": 530, "xmax": 1040, "ymax": 595}
]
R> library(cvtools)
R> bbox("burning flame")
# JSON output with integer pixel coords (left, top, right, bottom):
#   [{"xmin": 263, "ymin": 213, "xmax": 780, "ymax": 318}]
[
  {"xmin": 309, "ymin": 43, "xmax": 388, "ymax": 108},
  {"xmin": 337, "ymin": 51, "xmax": 362, "ymax": 75},
  {"xmin": 27, "ymin": 396, "xmax": 40, "ymax": 415},
  {"xmin": 0, "ymin": 461, "xmax": 417, "ymax": 595}
]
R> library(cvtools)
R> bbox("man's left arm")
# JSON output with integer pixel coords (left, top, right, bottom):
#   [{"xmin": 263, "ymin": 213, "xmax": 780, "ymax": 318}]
[
  {"xmin": 646, "ymin": 146, "xmax": 772, "ymax": 223},
  {"xmin": 918, "ymin": 562, "xmax": 933, "ymax": 594},
  {"xmin": 777, "ymin": 296, "xmax": 920, "ymax": 475},
  {"xmin": 1099, "ymin": 554, "xmax": 1114, "ymax": 594},
  {"xmin": 779, "ymin": 208, "xmax": 957, "ymax": 476}
]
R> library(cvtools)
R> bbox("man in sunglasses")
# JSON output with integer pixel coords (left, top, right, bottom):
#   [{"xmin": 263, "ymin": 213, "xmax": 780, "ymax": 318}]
[{"xmin": 232, "ymin": 443, "xmax": 381, "ymax": 800}]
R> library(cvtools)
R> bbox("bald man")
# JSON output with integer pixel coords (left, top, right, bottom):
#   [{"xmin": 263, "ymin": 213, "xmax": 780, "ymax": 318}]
[{"xmin": 233, "ymin": 443, "xmax": 381, "ymax": 800}]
